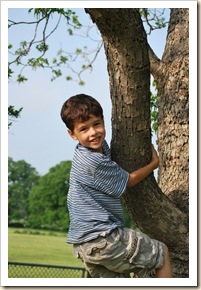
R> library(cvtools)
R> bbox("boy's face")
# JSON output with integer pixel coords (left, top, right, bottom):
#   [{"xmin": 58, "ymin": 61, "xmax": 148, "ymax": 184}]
[{"xmin": 68, "ymin": 114, "xmax": 106, "ymax": 153}]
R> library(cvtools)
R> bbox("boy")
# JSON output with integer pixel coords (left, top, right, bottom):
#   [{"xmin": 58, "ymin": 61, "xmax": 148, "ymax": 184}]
[{"xmin": 60, "ymin": 94, "xmax": 173, "ymax": 278}]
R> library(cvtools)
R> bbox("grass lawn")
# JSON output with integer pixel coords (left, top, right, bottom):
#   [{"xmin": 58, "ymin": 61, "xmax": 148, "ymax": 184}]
[{"xmin": 8, "ymin": 227, "xmax": 83, "ymax": 267}]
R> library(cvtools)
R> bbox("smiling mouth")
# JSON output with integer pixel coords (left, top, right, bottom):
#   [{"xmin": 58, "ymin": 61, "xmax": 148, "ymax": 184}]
[{"xmin": 90, "ymin": 137, "xmax": 100, "ymax": 143}]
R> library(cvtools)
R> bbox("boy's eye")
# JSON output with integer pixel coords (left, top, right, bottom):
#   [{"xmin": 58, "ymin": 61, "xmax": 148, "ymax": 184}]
[
  {"xmin": 80, "ymin": 127, "xmax": 86, "ymax": 132},
  {"xmin": 94, "ymin": 122, "xmax": 100, "ymax": 126}
]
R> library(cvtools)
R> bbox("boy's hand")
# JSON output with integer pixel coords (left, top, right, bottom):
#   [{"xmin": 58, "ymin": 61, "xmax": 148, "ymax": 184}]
[
  {"xmin": 127, "ymin": 144, "xmax": 159, "ymax": 187},
  {"xmin": 151, "ymin": 144, "xmax": 159, "ymax": 169}
]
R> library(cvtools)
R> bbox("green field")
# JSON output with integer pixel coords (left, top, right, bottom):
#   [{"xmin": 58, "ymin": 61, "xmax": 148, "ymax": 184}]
[{"xmin": 8, "ymin": 227, "xmax": 83, "ymax": 267}]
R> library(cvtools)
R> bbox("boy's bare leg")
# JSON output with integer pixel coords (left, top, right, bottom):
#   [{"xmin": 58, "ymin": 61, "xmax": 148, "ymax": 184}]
[{"xmin": 155, "ymin": 245, "xmax": 173, "ymax": 278}]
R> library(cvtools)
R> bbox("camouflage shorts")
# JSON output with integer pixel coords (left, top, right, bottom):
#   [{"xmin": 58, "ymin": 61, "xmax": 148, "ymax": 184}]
[{"xmin": 73, "ymin": 227, "xmax": 165, "ymax": 278}]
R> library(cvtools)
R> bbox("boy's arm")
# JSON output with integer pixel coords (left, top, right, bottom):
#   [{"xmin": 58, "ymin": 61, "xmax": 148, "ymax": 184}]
[{"xmin": 127, "ymin": 145, "xmax": 159, "ymax": 188}]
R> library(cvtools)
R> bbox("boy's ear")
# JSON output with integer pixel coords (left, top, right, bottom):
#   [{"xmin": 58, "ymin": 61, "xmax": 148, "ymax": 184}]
[{"xmin": 67, "ymin": 129, "xmax": 77, "ymax": 140}]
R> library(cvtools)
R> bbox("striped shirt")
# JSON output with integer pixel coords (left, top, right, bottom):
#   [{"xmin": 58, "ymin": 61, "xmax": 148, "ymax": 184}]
[{"xmin": 67, "ymin": 140, "xmax": 129, "ymax": 244}]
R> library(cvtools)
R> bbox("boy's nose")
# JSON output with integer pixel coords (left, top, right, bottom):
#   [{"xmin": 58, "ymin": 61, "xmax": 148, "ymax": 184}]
[{"xmin": 89, "ymin": 127, "xmax": 96, "ymax": 136}]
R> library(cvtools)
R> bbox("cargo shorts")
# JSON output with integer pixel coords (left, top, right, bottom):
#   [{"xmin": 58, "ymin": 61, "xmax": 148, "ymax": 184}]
[{"xmin": 73, "ymin": 227, "xmax": 165, "ymax": 278}]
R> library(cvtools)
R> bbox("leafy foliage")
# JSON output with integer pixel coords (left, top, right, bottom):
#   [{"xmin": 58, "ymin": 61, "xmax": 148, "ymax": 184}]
[
  {"xmin": 8, "ymin": 105, "xmax": 23, "ymax": 128},
  {"xmin": 150, "ymin": 81, "xmax": 158, "ymax": 134},
  {"xmin": 28, "ymin": 161, "xmax": 71, "ymax": 231},
  {"xmin": 8, "ymin": 158, "xmax": 40, "ymax": 225},
  {"xmin": 8, "ymin": 8, "xmax": 83, "ymax": 85},
  {"xmin": 140, "ymin": 8, "xmax": 168, "ymax": 34},
  {"xmin": 8, "ymin": 158, "xmax": 71, "ymax": 231}
]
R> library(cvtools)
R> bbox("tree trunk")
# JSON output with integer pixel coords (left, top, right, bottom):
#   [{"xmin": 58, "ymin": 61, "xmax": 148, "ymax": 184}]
[
  {"xmin": 85, "ymin": 8, "xmax": 189, "ymax": 277},
  {"xmin": 149, "ymin": 8, "xmax": 189, "ymax": 214},
  {"xmin": 149, "ymin": 8, "xmax": 189, "ymax": 276}
]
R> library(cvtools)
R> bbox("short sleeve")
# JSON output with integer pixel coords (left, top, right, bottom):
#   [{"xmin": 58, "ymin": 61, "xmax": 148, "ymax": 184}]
[{"xmin": 94, "ymin": 159, "xmax": 129, "ymax": 198}]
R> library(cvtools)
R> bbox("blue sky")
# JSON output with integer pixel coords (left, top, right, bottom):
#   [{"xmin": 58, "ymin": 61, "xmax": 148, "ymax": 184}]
[{"xmin": 7, "ymin": 7, "xmax": 170, "ymax": 175}]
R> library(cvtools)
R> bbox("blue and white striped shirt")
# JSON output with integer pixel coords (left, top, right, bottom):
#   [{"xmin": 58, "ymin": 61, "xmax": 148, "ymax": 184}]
[{"xmin": 67, "ymin": 140, "xmax": 129, "ymax": 244}]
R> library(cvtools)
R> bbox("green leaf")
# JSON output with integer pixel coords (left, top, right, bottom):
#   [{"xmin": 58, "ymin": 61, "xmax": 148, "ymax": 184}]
[
  {"xmin": 75, "ymin": 48, "xmax": 82, "ymax": 55},
  {"xmin": 17, "ymin": 74, "xmax": 28, "ymax": 83},
  {"xmin": 67, "ymin": 28, "xmax": 73, "ymax": 35},
  {"xmin": 66, "ymin": 76, "xmax": 72, "ymax": 81},
  {"xmin": 60, "ymin": 55, "xmax": 68, "ymax": 63},
  {"xmin": 8, "ymin": 67, "xmax": 14, "ymax": 78},
  {"xmin": 36, "ymin": 42, "xmax": 49, "ymax": 52},
  {"xmin": 51, "ymin": 69, "xmax": 62, "ymax": 81},
  {"xmin": 8, "ymin": 106, "xmax": 23, "ymax": 128},
  {"xmin": 79, "ymin": 80, "xmax": 85, "ymax": 86}
]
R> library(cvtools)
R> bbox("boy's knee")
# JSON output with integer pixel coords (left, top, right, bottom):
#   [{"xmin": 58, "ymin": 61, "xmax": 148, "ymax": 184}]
[{"xmin": 163, "ymin": 244, "xmax": 170, "ymax": 256}]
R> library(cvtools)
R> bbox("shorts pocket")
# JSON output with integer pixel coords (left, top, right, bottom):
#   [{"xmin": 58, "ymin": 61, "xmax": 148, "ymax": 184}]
[
  {"xmin": 83, "ymin": 239, "xmax": 107, "ymax": 256},
  {"xmin": 124, "ymin": 231, "xmax": 141, "ymax": 263}
]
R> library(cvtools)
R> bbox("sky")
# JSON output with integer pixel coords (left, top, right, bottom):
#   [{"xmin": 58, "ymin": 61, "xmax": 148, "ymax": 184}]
[{"xmin": 7, "ymin": 7, "xmax": 170, "ymax": 176}]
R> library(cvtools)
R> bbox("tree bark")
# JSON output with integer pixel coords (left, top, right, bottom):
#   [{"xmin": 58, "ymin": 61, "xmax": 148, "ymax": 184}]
[
  {"xmin": 149, "ymin": 8, "xmax": 189, "ymax": 277},
  {"xmin": 149, "ymin": 9, "xmax": 189, "ymax": 214},
  {"xmin": 85, "ymin": 8, "xmax": 189, "ymax": 277}
]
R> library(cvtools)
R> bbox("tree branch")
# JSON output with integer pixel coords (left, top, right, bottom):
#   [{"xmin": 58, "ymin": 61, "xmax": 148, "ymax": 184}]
[{"xmin": 148, "ymin": 43, "xmax": 161, "ymax": 80}]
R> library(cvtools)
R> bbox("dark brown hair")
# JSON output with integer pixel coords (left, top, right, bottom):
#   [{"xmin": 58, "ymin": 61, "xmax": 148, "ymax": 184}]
[{"xmin": 60, "ymin": 94, "xmax": 103, "ymax": 131}]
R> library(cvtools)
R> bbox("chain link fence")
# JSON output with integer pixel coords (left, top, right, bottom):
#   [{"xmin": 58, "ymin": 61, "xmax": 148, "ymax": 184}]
[{"xmin": 8, "ymin": 262, "xmax": 88, "ymax": 278}]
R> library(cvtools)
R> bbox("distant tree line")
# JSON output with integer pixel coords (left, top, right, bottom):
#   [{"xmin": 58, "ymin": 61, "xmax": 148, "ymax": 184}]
[
  {"xmin": 8, "ymin": 157, "xmax": 132, "ymax": 231},
  {"xmin": 8, "ymin": 157, "xmax": 71, "ymax": 231}
]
